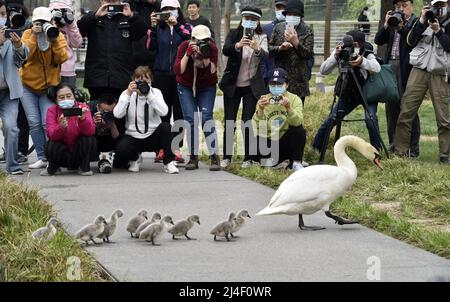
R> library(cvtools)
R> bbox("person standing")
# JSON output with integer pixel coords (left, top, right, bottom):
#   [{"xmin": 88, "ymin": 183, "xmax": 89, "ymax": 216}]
[
  {"xmin": 375, "ymin": 0, "xmax": 420, "ymax": 157},
  {"xmin": 358, "ymin": 6, "xmax": 371, "ymax": 35},
  {"xmin": 186, "ymin": 0, "xmax": 215, "ymax": 40}
]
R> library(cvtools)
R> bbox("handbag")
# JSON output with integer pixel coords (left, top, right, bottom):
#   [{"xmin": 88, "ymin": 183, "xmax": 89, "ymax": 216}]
[{"xmin": 362, "ymin": 64, "xmax": 400, "ymax": 103}]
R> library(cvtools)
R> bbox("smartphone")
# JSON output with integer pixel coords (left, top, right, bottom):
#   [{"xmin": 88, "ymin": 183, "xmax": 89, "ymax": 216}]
[
  {"xmin": 4, "ymin": 28, "xmax": 23, "ymax": 38},
  {"xmin": 63, "ymin": 107, "xmax": 82, "ymax": 117},
  {"xmin": 107, "ymin": 4, "xmax": 124, "ymax": 14},
  {"xmin": 244, "ymin": 28, "xmax": 254, "ymax": 40},
  {"xmin": 154, "ymin": 12, "xmax": 171, "ymax": 21}
]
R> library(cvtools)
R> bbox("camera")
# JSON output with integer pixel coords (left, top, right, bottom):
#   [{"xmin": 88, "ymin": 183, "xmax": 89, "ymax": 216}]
[
  {"xmin": 154, "ymin": 12, "xmax": 171, "ymax": 21},
  {"xmin": 8, "ymin": 6, "xmax": 26, "ymax": 29},
  {"xmin": 63, "ymin": 107, "xmax": 82, "ymax": 117},
  {"xmin": 4, "ymin": 28, "xmax": 23, "ymax": 38},
  {"xmin": 52, "ymin": 8, "xmax": 75, "ymax": 27},
  {"xmin": 135, "ymin": 80, "xmax": 150, "ymax": 95},
  {"xmin": 107, "ymin": 4, "xmax": 124, "ymax": 14},
  {"xmin": 338, "ymin": 35, "xmax": 357, "ymax": 62},
  {"xmin": 425, "ymin": 6, "xmax": 440, "ymax": 22},
  {"xmin": 101, "ymin": 111, "xmax": 115, "ymax": 124},
  {"xmin": 269, "ymin": 95, "xmax": 283, "ymax": 105},
  {"xmin": 196, "ymin": 39, "xmax": 211, "ymax": 58},
  {"xmin": 388, "ymin": 10, "xmax": 405, "ymax": 27},
  {"xmin": 42, "ymin": 22, "xmax": 59, "ymax": 40},
  {"xmin": 244, "ymin": 27, "xmax": 254, "ymax": 40}
]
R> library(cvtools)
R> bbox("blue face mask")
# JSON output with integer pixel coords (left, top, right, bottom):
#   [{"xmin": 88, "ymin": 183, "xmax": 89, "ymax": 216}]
[
  {"xmin": 269, "ymin": 85, "xmax": 286, "ymax": 96},
  {"xmin": 275, "ymin": 10, "xmax": 285, "ymax": 21},
  {"xmin": 242, "ymin": 19, "xmax": 258, "ymax": 29},
  {"xmin": 285, "ymin": 15, "xmax": 301, "ymax": 27},
  {"xmin": 170, "ymin": 10, "xmax": 179, "ymax": 18},
  {"xmin": 0, "ymin": 18, "xmax": 7, "ymax": 27},
  {"xmin": 58, "ymin": 99, "xmax": 75, "ymax": 109}
]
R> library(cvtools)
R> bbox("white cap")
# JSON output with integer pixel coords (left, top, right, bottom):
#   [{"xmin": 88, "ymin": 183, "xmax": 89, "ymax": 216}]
[
  {"xmin": 191, "ymin": 25, "xmax": 211, "ymax": 40},
  {"xmin": 431, "ymin": 0, "xmax": 448, "ymax": 5},
  {"xmin": 32, "ymin": 6, "xmax": 52, "ymax": 22},
  {"xmin": 161, "ymin": 0, "xmax": 180, "ymax": 9}
]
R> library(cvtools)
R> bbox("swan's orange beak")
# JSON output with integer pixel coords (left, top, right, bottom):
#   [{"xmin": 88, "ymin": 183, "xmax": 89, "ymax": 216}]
[{"xmin": 373, "ymin": 154, "xmax": 383, "ymax": 170}]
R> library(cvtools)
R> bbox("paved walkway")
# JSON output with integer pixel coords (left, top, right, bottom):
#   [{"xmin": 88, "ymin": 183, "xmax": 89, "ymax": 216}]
[{"xmin": 8, "ymin": 151, "xmax": 450, "ymax": 282}]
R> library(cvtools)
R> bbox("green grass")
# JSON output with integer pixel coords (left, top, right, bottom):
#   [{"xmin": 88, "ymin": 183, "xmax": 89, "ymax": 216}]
[
  {"xmin": 214, "ymin": 92, "xmax": 450, "ymax": 259},
  {"xmin": 0, "ymin": 173, "xmax": 109, "ymax": 281}
]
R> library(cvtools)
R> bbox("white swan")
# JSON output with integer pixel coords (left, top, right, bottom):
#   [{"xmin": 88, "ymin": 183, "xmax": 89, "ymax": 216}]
[{"xmin": 256, "ymin": 135, "xmax": 383, "ymax": 230}]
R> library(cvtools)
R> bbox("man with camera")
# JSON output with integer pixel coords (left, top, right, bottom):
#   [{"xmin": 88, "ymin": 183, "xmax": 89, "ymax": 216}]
[
  {"xmin": 312, "ymin": 30, "xmax": 382, "ymax": 153},
  {"xmin": 91, "ymin": 93, "xmax": 126, "ymax": 173},
  {"xmin": 20, "ymin": 6, "xmax": 68, "ymax": 170},
  {"xmin": 268, "ymin": 0, "xmax": 313, "ymax": 105},
  {"xmin": 0, "ymin": 1, "xmax": 29, "ymax": 175},
  {"xmin": 77, "ymin": 0, "xmax": 147, "ymax": 100},
  {"xmin": 393, "ymin": 0, "xmax": 450, "ymax": 164},
  {"xmin": 375, "ymin": 0, "xmax": 420, "ymax": 158},
  {"xmin": 49, "ymin": 0, "xmax": 82, "ymax": 87},
  {"xmin": 253, "ymin": 67, "xmax": 306, "ymax": 172}
]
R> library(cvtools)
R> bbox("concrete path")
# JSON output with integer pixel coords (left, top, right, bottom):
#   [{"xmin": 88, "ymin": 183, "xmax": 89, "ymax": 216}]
[{"xmin": 8, "ymin": 151, "xmax": 450, "ymax": 282}]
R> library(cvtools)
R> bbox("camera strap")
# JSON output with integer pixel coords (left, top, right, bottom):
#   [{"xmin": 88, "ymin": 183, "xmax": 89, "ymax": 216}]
[{"xmin": 134, "ymin": 94, "xmax": 149, "ymax": 134}]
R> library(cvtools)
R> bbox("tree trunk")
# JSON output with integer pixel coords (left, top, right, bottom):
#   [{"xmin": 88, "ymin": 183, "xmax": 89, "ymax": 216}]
[
  {"xmin": 324, "ymin": 0, "xmax": 332, "ymax": 59},
  {"xmin": 224, "ymin": 0, "xmax": 232, "ymax": 36},
  {"xmin": 377, "ymin": 1, "xmax": 390, "ymax": 57},
  {"xmin": 211, "ymin": 0, "xmax": 223, "ymax": 74}
]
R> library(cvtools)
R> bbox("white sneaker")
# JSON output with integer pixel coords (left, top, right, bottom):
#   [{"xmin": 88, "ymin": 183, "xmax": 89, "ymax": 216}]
[
  {"xmin": 241, "ymin": 160, "xmax": 252, "ymax": 169},
  {"xmin": 261, "ymin": 158, "xmax": 276, "ymax": 168},
  {"xmin": 164, "ymin": 161, "xmax": 179, "ymax": 174},
  {"xmin": 302, "ymin": 161, "xmax": 310, "ymax": 167},
  {"xmin": 128, "ymin": 160, "xmax": 140, "ymax": 172},
  {"xmin": 78, "ymin": 170, "xmax": 94, "ymax": 176},
  {"xmin": 29, "ymin": 159, "xmax": 48, "ymax": 169},
  {"xmin": 292, "ymin": 161, "xmax": 304, "ymax": 172},
  {"xmin": 220, "ymin": 159, "xmax": 231, "ymax": 169}
]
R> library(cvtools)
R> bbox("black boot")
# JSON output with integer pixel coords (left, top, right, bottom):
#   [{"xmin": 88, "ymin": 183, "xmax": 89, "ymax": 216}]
[
  {"xmin": 185, "ymin": 155, "xmax": 199, "ymax": 170},
  {"xmin": 210, "ymin": 154, "xmax": 220, "ymax": 171}
]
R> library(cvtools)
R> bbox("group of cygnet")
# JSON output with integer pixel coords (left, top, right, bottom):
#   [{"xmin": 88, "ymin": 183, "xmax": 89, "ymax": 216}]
[{"xmin": 31, "ymin": 208, "xmax": 251, "ymax": 246}]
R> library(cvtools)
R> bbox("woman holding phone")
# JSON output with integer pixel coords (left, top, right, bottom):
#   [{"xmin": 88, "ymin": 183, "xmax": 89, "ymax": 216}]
[{"xmin": 41, "ymin": 83, "xmax": 96, "ymax": 176}]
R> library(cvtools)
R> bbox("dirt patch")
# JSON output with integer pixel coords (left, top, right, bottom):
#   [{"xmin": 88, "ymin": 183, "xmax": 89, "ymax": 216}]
[{"xmin": 420, "ymin": 135, "xmax": 438, "ymax": 142}]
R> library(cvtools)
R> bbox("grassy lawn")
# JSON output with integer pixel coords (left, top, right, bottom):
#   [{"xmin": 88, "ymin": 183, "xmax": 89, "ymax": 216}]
[
  {"xmin": 0, "ymin": 174, "xmax": 109, "ymax": 281},
  {"xmin": 211, "ymin": 92, "xmax": 450, "ymax": 259}
]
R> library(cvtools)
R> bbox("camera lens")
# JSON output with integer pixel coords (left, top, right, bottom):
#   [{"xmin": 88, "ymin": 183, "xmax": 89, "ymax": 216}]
[
  {"xmin": 43, "ymin": 22, "xmax": 59, "ymax": 39},
  {"xmin": 101, "ymin": 111, "xmax": 114, "ymax": 124},
  {"xmin": 10, "ymin": 12, "xmax": 25, "ymax": 28},
  {"xmin": 137, "ymin": 81, "xmax": 150, "ymax": 95}
]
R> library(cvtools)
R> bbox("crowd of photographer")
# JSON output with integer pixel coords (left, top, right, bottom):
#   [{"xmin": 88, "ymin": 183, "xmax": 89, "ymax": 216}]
[{"xmin": 0, "ymin": 0, "xmax": 448, "ymax": 178}]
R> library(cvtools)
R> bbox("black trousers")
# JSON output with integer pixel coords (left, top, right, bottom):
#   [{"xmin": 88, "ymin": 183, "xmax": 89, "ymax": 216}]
[
  {"xmin": 223, "ymin": 86, "xmax": 258, "ymax": 161},
  {"xmin": 255, "ymin": 126, "xmax": 307, "ymax": 164},
  {"xmin": 153, "ymin": 73, "xmax": 184, "ymax": 149},
  {"xmin": 46, "ymin": 136, "xmax": 97, "ymax": 173},
  {"xmin": 114, "ymin": 122, "xmax": 175, "ymax": 165},
  {"xmin": 17, "ymin": 101, "xmax": 30, "ymax": 155},
  {"xmin": 88, "ymin": 87, "xmax": 124, "ymax": 101}
]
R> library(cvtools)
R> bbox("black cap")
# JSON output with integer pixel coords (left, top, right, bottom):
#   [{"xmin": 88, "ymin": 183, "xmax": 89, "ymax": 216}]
[
  {"xmin": 346, "ymin": 30, "xmax": 366, "ymax": 45},
  {"xmin": 282, "ymin": 0, "xmax": 304, "ymax": 17},
  {"xmin": 269, "ymin": 68, "xmax": 288, "ymax": 84},
  {"xmin": 241, "ymin": 6, "xmax": 263, "ymax": 19}
]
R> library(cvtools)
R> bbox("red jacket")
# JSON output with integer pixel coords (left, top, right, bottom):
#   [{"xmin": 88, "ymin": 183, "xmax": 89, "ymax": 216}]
[
  {"xmin": 173, "ymin": 40, "xmax": 218, "ymax": 89},
  {"xmin": 46, "ymin": 102, "xmax": 95, "ymax": 151}
]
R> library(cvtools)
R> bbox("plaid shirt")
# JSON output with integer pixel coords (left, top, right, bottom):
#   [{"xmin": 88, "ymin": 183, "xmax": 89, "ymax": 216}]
[{"xmin": 390, "ymin": 30, "xmax": 401, "ymax": 60}]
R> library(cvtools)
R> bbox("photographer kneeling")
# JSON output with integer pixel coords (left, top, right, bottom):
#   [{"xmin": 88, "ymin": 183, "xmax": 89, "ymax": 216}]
[
  {"xmin": 253, "ymin": 68, "xmax": 306, "ymax": 172},
  {"xmin": 312, "ymin": 30, "xmax": 382, "ymax": 152},
  {"xmin": 41, "ymin": 83, "xmax": 96, "ymax": 176},
  {"xmin": 113, "ymin": 66, "xmax": 179, "ymax": 174}
]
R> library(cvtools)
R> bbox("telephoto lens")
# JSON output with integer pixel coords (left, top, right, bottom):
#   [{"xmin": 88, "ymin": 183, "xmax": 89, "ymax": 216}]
[
  {"xmin": 43, "ymin": 22, "xmax": 59, "ymax": 40},
  {"xmin": 8, "ymin": 7, "xmax": 26, "ymax": 28},
  {"xmin": 425, "ymin": 7, "xmax": 438, "ymax": 21},
  {"xmin": 388, "ymin": 10, "xmax": 405, "ymax": 27}
]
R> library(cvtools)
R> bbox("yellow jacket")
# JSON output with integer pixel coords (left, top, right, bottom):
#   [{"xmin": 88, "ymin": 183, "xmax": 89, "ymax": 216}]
[{"xmin": 20, "ymin": 29, "xmax": 68, "ymax": 92}]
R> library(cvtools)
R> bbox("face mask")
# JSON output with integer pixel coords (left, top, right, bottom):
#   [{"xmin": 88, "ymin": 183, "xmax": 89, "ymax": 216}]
[
  {"xmin": 170, "ymin": 10, "xmax": 178, "ymax": 18},
  {"xmin": 363, "ymin": 11, "xmax": 368, "ymax": 16},
  {"xmin": 285, "ymin": 15, "xmax": 301, "ymax": 27},
  {"xmin": 242, "ymin": 19, "xmax": 258, "ymax": 29},
  {"xmin": 439, "ymin": 7, "xmax": 448, "ymax": 18},
  {"xmin": 354, "ymin": 47, "xmax": 360, "ymax": 55},
  {"xmin": 58, "ymin": 99, "xmax": 75, "ymax": 109},
  {"xmin": 275, "ymin": 10, "xmax": 285, "ymax": 21},
  {"xmin": 0, "ymin": 18, "xmax": 7, "ymax": 27},
  {"xmin": 269, "ymin": 85, "xmax": 286, "ymax": 96}
]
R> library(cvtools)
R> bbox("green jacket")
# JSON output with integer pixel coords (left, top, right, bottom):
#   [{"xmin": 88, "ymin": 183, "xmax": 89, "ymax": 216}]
[{"xmin": 252, "ymin": 91, "xmax": 303, "ymax": 141}]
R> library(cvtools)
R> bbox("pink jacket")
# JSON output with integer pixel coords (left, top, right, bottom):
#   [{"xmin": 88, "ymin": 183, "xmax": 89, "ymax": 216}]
[
  {"xmin": 46, "ymin": 102, "xmax": 95, "ymax": 151},
  {"xmin": 49, "ymin": 2, "xmax": 83, "ymax": 77}
]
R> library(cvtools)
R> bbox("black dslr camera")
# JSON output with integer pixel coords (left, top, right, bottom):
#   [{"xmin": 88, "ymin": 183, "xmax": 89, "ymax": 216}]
[
  {"xmin": 425, "ymin": 6, "xmax": 440, "ymax": 23},
  {"xmin": 101, "ymin": 111, "xmax": 115, "ymax": 124},
  {"xmin": 388, "ymin": 10, "xmax": 405, "ymax": 27},
  {"xmin": 338, "ymin": 35, "xmax": 358, "ymax": 63},
  {"xmin": 52, "ymin": 8, "xmax": 75, "ymax": 27},
  {"xmin": 8, "ymin": 6, "xmax": 26, "ymax": 28},
  {"xmin": 135, "ymin": 80, "xmax": 150, "ymax": 95},
  {"xmin": 197, "ymin": 39, "xmax": 211, "ymax": 58},
  {"xmin": 269, "ymin": 95, "xmax": 283, "ymax": 105}
]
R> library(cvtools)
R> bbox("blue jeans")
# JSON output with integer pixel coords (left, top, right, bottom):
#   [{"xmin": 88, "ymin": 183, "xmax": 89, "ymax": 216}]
[
  {"xmin": 0, "ymin": 89, "xmax": 20, "ymax": 172},
  {"xmin": 21, "ymin": 86, "xmax": 53, "ymax": 161},
  {"xmin": 177, "ymin": 84, "xmax": 218, "ymax": 156},
  {"xmin": 313, "ymin": 96, "xmax": 382, "ymax": 151}
]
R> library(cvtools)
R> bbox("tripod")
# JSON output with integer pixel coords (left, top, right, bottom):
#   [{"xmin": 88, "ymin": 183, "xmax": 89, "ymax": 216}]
[{"xmin": 318, "ymin": 63, "xmax": 389, "ymax": 163}]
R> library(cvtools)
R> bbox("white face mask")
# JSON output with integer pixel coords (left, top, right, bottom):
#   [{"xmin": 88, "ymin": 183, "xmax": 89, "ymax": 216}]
[
  {"xmin": 170, "ymin": 10, "xmax": 178, "ymax": 18},
  {"xmin": 0, "ymin": 17, "xmax": 7, "ymax": 27},
  {"xmin": 354, "ymin": 47, "xmax": 360, "ymax": 55},
  {"xmin": 285, "ymin": 15, "xmax": 301, "ymax": 27},
  {"xmin": 440, "ymin": 7, "xmax": 448, "ymax": 17},
  {"xmin": 275, "ymin": 10, "xmax": 285, "ymax": 21}
]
